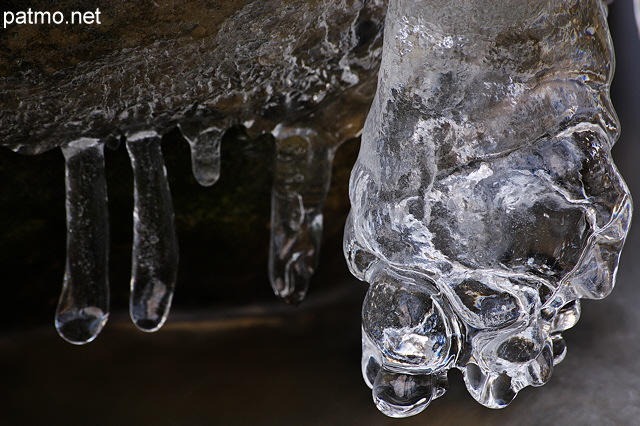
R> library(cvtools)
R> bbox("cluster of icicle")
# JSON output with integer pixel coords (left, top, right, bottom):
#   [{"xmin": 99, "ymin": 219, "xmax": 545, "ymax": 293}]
[
  {"xmin": 7, "ymin": 0, "xmax": 386, "ymax": 344},
  {"xmin": 57, "ymin": 119, "xmax": 342, "ymax": 343},
  {"xmin": 58, "ymin": 131, "xmax": 184, "ymax": 343}
]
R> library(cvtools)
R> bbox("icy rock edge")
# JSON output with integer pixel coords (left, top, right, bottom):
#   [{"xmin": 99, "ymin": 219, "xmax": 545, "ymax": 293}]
[
  {"xmin": 344, "ymin": 0, "xmax": 632, "ymax": 416},
  {"xmin": 0, "ymin": 0, "xmax": 387, "ymax": 342}
]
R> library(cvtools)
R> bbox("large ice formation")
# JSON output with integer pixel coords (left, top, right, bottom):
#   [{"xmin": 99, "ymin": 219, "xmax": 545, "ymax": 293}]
[{"xmin": 344, "ymin": 0, "xmax": 632, "ymax": 416}]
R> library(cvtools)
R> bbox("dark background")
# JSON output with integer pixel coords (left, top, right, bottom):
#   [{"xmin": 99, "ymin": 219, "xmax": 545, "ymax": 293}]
[{"xmin": 1, "ymin": 1, "xmax": 639, "ymax": 424}]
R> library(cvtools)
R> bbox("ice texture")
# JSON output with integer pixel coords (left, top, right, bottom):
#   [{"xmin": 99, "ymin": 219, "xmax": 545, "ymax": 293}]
[
  {"xmin": 127, "ymin": 131, "xmax": 179, "ymax": 332},
  {"xmin": 270, "ymin": 126, "xmax": 337, "ymax": 303},
  {"xmin": 344, "ymin": 0, "xmax": 632, "ymax": 416},
  {"xmin": 56, "ymin": 139, "xmax": 110, "ymax": 344},
  {"xmin": 0, "ymin": 1, "xmax": 385, "ymax": 155}
]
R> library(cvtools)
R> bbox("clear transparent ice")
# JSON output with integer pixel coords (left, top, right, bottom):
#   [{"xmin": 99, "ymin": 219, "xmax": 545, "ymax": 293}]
[{"xmin": 344, "ymin": 0, "xmax": 632, "ymax": 416}]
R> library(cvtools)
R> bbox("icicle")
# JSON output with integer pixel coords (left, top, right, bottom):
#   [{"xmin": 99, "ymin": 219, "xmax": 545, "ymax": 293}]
[
  {"xmin": 178, "ymin": 121, "xmax": 225, "ymax": 187},
  {"xmin": 126, "ymin": 131, "xmax": 178, "ymax": 332},
  {"xmin": 269, "ymin": 126, "xmax": 336, "ymax": 304},
  {"xmin": 56, "ymin": 138, "xmax": 110, "ymax": 345}
]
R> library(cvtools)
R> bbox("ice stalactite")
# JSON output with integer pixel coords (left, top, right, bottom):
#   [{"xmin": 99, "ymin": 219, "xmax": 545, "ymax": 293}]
[
  {"xmin": 178, "ymin": 120, "xmax": 227, "ymax": 187},
  {"xmin": 126, "ymin": 131, "xmax": 179, "ymax": 332},
  {"xmin": 56, "ymin": 139, "xmax": 110, "ymax": 345},
  {"xmin": 269, "ymin": 126, "xmax": 337, "ymax": 304},
  {"xmin": 344, "ymin": 0, "xmax": 632, "ymax": 416}
]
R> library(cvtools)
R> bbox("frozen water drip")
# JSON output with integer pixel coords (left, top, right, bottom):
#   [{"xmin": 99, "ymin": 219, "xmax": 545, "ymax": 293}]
[
  {"xmin": 179, "ymin": 121, "xmax": 226, "ymax": 187},
  {"xmin": 126, "ymin": 131, "xmax": 179, "ymax": 332},
  {"xmin": 56, "ymin": 139, "xmax": 110, "ymax": 344},
  {"xmin": 269, "ymin": 126, "xmax": 337, "ymax": 303}
]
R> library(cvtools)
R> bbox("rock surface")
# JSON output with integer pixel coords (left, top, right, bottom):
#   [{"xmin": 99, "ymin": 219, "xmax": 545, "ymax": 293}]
[{"xmin": 0, "ymin": 0, "xmax": 386, "ymax": 153}]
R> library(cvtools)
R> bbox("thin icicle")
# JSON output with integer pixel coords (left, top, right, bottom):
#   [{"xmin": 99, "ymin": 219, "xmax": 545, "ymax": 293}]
[
  {"xmin": 178, "ymin": 121, "xmax": 225, "ymax": 187},
  {"xmin": 56, "ymin": 138, "xmax": 110, "ymax": 345},
  {"xmin": 269, "ymin": 125, "xmax": 336, "ymax": 303},
  {"xmin": 126, "ymin": 131, "xmax": 178, "ymax": 332}
]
